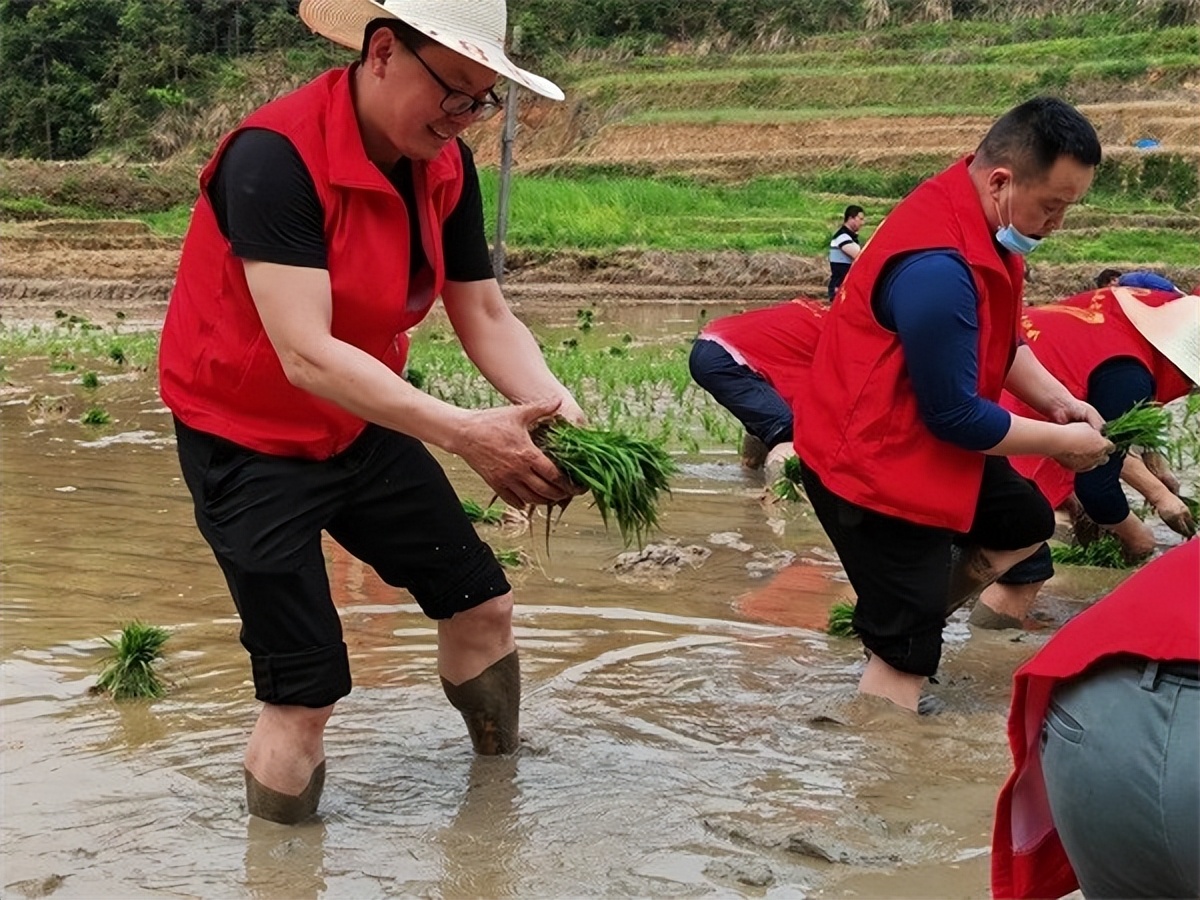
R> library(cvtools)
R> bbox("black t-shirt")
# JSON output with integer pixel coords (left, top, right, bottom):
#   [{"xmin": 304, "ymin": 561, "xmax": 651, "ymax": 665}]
[{"xmin": 207, "ymin": 128, "xmax": 493, "ymax": 281}]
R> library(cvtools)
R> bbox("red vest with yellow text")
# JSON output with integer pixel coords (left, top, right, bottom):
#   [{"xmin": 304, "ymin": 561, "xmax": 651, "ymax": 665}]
[
  {"xmin": 159, "ymin": 67, "xmax": 464, "ymax": 459},
  {"xmin": 797, "ymin": 158, "xmax": 1024, "ymax": 531},
  {"xmin": 1003, "ymin": 288, "xmax": 1192, "ymax": 507},
  {"xmin": 699, "ymin": 298, "xmax": 827, "ymax": 408}
]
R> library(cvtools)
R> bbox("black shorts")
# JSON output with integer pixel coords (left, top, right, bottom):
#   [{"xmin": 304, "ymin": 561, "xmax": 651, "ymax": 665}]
[
  {"xmin": 799, "ymin": 456, "xmax": 1054, "ymax": 676},
  {"xmin": 174, "ymin": 418, "xmax": 511, "ymax": 708}
]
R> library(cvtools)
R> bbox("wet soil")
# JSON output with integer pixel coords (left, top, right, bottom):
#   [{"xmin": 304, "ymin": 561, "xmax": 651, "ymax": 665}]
[{"xmin": 1, "ymin": 345, "xmax": 1152, "ymax": 899}]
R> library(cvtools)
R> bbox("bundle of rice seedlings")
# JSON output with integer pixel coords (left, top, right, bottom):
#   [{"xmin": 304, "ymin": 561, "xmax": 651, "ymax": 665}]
[
  {"xmin": 92, "ymin": 621, "xmax": 170, "ymax": 700},
  {"xmin": 1102, "ymin": 401, "xmax": 1172, "ymax": 453},
  {"xmin": 462, "ymin": 498, "xmax": 505, "ymax": 525},
  {"xmin": 771, "ymin": 455, "xmax": 805, "ymax": 502},
  {"xmin": 534, "ymin": 420, "xmax": 678, "ymax": 547},
  {"xmin": 1050, "ymin": 534, "xmax": 1134, "ymax": 569},
  {"xmin": 827, "ymin": 601, "xmax": 856, "ymax": 637}
]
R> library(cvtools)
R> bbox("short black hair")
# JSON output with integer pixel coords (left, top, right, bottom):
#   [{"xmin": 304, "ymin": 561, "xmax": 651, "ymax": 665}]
[
  {"xmin": 975, "ymin": 97, "xmax": 1102, "ymax": 181},
  {"xmin": 1095, "ymin": 268, "xmax": 1122, "ymax": 288},
  {"xmin": 361, "ymin": 17, "xmax": 433, "ymax": 62},
  {"xmin": 844, "ymin": 205, "xmax": 864, "ymax": 221}
]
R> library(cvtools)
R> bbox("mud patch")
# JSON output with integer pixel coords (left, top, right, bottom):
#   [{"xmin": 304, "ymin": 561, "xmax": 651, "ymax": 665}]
[{"xmin": 611, "ymin": 539, "xmax": 712, "ymax": 585}]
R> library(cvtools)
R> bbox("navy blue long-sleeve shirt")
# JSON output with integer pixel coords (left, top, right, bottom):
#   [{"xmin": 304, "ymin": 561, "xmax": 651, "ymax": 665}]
[{"xmin": 873, "ymin": 250, "xmax": 1012, "ymax": 451}]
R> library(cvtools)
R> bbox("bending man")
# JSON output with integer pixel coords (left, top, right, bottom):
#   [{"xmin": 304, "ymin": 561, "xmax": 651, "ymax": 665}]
[
  {"xmin": 797, "ymin": 97, "xmax": 1113, "ymax": 713},
  {"xmin": 159, "ymin": 0, "xmax": 581, "ymax": 823}
]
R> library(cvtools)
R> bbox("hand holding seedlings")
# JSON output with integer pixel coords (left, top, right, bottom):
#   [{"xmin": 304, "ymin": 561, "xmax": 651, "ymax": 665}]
[
  {"xmin": 533, "ymin": 419, "xmax": 678, "ymax": 548},
  {"xmin": 451, "ymin": 397, "xmax": 579, "ymax": 509},
  {"xmin": 1050, "ymin": 421, "xmax": 1115, "ymax": 472}
]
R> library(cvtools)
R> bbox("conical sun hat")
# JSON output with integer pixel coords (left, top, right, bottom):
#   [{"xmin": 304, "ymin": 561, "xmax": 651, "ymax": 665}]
[
  {"xmin": 297, "ymin": 0, "xmax": 563, "ymax": 100},
  {"xmin": 1113, "ymin": 286, "xmax": 1200, "ymax": 385}
]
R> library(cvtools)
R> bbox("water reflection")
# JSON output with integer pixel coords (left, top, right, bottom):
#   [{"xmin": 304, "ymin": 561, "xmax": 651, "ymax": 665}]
[
  {"xmin": 244, "ymin": 817, "xmax": 328, "ymax": 900},
  {"xmin": 1, "ymin": 357, "xmax": 1153, "ymax": 899},
  {"xmin": 437, "ymin": 756, "xmax": 526, "ymax": 898}
]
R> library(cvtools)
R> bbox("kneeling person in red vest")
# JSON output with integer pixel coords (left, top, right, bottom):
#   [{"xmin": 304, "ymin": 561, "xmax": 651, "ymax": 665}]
[
  {"xmin": 973, "ymin": 287, "xmax": 1199, "ymax": 630},
  {"xmin": 796, "ymin": 97, "xmax": 1113, "ymax": 713},
  {"xmin": 159, "ymin": 0, "xmax": 582, "ymax": 823},
  {"xmin": 689, "ymin": 298, "xmax": 827, "ymax": 476}
]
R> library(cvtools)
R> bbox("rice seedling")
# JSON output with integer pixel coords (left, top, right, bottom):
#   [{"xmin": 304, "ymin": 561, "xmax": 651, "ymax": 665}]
[
  {"xmin": 1103, "ymin": 401, "xmax": 1172, "ymax": 453},
  {"xmin": 80, "ymin": 371, "xmax": 100, "ymax": 389},
  {"xmin": 495, "ymin": 548, "xmax": 526, "ymax": 568},
  {"xmin": 771, "ymin": 455, "xmax": 805, "ymax": 501},
  {"xmin": 462, "ymin": 498, "xmax": 505, "ymax": 525},
  {"xmin": 1050, "ymin": 534, "xmax": 1133, "ymax": 569},
  {"xmin": 534, "ymin": 419, "xmax": 678, "ymax": 547},
  {"xmin": 827, "ymin": 601, "xmax": 856, "ymax": 637},
  {"xmin": 81, "ymin": 406, "xmax": 111, "ymax": 425},
  {"xmin": 92, "ymin": 621, "xmax": 170, "ymax": 700}
]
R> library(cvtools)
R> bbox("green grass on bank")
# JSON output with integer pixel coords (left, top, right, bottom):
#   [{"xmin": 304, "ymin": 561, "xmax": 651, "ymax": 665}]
[{"xmin": 104, "ymin": 170, "xmax": 1196, "ymax": 266}]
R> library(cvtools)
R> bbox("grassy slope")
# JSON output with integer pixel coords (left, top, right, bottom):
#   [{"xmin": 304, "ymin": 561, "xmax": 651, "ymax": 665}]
[{"xmin": 1, "ymin": 17, "xmax": 1196, "ymax": 271}]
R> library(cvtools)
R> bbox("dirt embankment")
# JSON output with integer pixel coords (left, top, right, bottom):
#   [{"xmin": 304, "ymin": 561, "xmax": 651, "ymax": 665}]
[
  {"xmin": 6, "ymin": 221, "xmax": 1183, "ymax": 328},
  {"xmin": 3, "ymin": 101, "xmax": 1198, "ymax": 326}
]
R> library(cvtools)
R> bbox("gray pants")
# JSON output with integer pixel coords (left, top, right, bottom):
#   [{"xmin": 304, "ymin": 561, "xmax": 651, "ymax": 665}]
[{"xmin": 1041, "ymin": 657, "xmax": 1200, "ymax": 899}]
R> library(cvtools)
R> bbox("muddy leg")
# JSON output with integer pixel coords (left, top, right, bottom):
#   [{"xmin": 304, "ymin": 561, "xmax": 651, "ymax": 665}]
[
  {"xmin": 243, "ymin": 703, "xmax": 332, "ymax": 824},
  {"xmin": 438, "ymin": 594, "xmax": 519, "ymax": 755},
  {"xmin": 442, "ymin": 651, "xmax": 520, "ymax": 755},
  {"xmin": 946, "ymin": 543, "xmax": 1041, "ymax": 615}
]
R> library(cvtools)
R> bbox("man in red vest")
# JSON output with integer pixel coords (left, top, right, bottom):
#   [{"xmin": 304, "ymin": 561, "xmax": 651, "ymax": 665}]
[
  {"xmin": 796, "ymin": 97, "xmax": 1114, "ymax": 713},
  {"xmin": 689, "ymin": 298, "xmax": 827, "ymax": 475},
  {"xmin": 991, "ymin": 540, "xmax": 1199, "ymax": 899},
  {"xmin": 159, "ymin": 0, "xmax": 582, "ymax": 823},
  {"xmin": 972, "ymin": 287, "xmax": 1199, "ymax": 629}
]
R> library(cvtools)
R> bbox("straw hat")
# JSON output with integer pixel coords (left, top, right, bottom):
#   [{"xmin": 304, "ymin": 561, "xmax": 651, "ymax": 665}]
[
  {"xmin": 297, "ymin": 0, "xmax": 563, "ymax": 100},
  {"xmin": 1113, "ymin": 287, "xmax": 1200, "ymax": 385}
]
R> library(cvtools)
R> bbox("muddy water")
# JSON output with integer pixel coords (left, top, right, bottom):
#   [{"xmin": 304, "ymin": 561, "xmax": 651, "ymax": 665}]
[{"xmin": 1, "ymin": 347, "xmax": 1139, "ymax": 900}]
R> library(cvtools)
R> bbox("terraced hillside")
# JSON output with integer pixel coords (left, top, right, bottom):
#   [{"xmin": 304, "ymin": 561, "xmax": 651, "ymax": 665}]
[{"xmin": 2, "ymin": 19, "xmax": 1198, "ymax": 318}]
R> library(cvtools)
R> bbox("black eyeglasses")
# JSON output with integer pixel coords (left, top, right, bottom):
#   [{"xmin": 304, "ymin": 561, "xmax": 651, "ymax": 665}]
[{"xmin": 407, "ymin": 47, "xmax": 503, "ymax": 121}]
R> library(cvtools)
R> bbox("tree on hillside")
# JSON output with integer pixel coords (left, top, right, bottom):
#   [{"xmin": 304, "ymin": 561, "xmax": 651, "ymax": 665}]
[{"xmin": 0, "ymin": 0, "xmax": 121, "ymax": 158}]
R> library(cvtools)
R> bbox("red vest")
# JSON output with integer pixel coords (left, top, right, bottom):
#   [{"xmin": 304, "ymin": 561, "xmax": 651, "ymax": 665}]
[
  {"xmin": 797, "ymin": 158, "xmax": 1024, "ymax": 531},
  {"xmin": 159, "ymin": 67, "xmax": 465, "ymax": 459},
  {"xmin": 699, "ymin": 298, "xmax": 827, "ymax": 408},
  {"xmin": 1003, "ymin": 288, "xmax": 1193, "ymax": 507},
  {"xmin": 991, "ymin": 540, "xmax": 1200, "ymax": 899}
]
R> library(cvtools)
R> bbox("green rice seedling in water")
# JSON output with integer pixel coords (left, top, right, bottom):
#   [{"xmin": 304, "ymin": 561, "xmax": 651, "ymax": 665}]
[
  {"xmin": 82, "ymin": 406, "xmax": 111, "ymax": 425},
  {"xmin": 93, "ymin": 621, "xmax": 170, "ymax": 700},
  {"xmin": 80, "ymin": 371, "xmax": 100, "ymax": 389},
  {"xmin": 771, "ymin": 457, "xmax": 805, "ymax": 502},
  {"xmin": 462, "ymin": 498, "xmax": 505, "ymax": 525},
  {"xmin": 1050, "ymin": 534, "xmax": 1133, "ymax": 568},
  {"xmin": 827, "ymin": 601, "xmax": 856, "ymax": 637},
  {"xmin": 535, "ymin": 419, "xmax": 678, "ymax": 548},
  {"xmin": 495, "ymin": 548, "xmax": 526, "ymax": 568},
  {"xmin": 1103, "ymin": 401, "xmax": 1172, "ymax": 453}
]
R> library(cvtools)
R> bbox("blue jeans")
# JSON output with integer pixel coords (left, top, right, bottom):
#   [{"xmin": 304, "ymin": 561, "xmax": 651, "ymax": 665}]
[
  {"xmin": 688, "ymin": 338, "xmax": 793, "ymax": 448},
  {"xmin": 1042, "ymin": 657, "xmax": 1200, "ymax": 898}
]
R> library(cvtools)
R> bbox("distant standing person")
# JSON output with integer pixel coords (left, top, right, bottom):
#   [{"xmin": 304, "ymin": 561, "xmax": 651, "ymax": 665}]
[{"xmin": 827, "ymin": 205, "xmax": 865, "ymax": 300}]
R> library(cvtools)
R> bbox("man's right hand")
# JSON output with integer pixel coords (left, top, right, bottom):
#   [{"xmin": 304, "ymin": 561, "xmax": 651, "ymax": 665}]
[
  {"xmin": 1052, "ymin": 422, "xmax": 1115, "ymax": 472},
  {"xmin": 451, "ymin": 398, "xmax": 578, "ymax": 509},
  {"xmin": 1156, "ymin": 494, "xmax": 1197, "ymax": 538}
]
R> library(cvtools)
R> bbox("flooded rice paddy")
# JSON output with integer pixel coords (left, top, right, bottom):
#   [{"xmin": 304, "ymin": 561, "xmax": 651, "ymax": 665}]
[{"xmin": 0, "ymin": 304, "xmax": 1153, "ymax": 899}]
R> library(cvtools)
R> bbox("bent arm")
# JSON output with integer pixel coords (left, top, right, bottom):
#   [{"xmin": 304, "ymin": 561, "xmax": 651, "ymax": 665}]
[
  {"xmin": 442, "ymin": 278, "xmax": 584, "ymax": 422},
  {"xmin": 1004, "ymin": 344, "xmax": 1102, "ymax": 427},
  {"xmin": 243, "ymin": 261, "xmax": 472, "ymax": 452}
]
